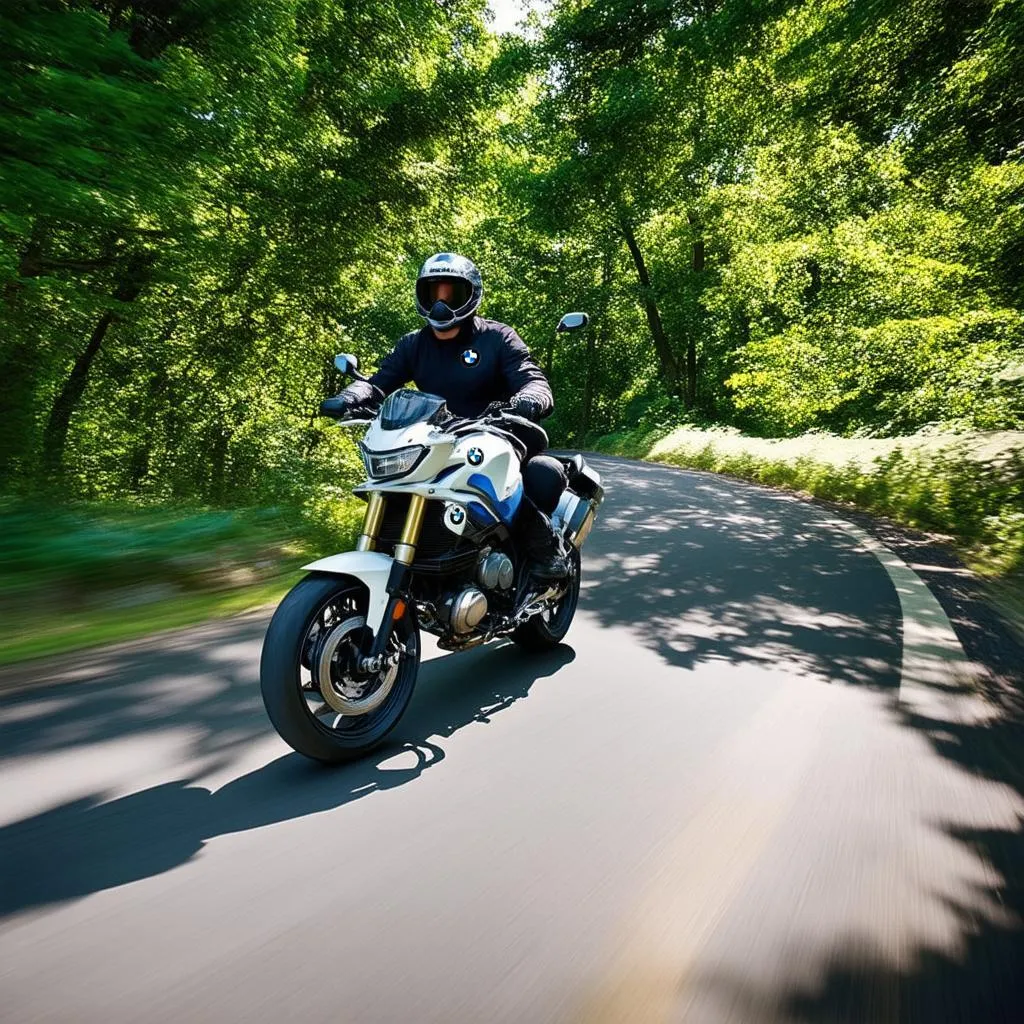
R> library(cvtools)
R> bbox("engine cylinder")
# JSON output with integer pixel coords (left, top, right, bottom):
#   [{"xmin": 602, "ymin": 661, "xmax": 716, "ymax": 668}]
[
  {"xmin": 477, "ymin": 551, "xmax": 514, "ymax": 590},
  {"xmin": 446, "ymin": 588, "xmax": 488, "ymax": 634}
]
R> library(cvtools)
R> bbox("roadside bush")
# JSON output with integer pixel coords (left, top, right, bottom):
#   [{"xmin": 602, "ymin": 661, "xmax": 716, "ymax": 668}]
[
  {"xmin": 0, "ymin": 495, "xmax": 362, "ymax": 606},
  {"xmin": 595, "ymin": 427, "xmax": 1024, "ymax": 577}
]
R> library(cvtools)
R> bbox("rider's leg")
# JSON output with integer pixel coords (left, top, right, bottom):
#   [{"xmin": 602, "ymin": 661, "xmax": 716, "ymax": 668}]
[
  {"xmin": 518, "ymin": 456, "xmax": 569, "ymax": 580},
  {"xmin": 522, "ymin": 455, "xmax": 567, "ymax": 514}
]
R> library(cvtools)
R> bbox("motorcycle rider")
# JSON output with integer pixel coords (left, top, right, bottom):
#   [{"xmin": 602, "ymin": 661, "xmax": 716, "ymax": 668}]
[{"xmin": 320, "ymin": 251, "xmax": 571, "ymax": 580}]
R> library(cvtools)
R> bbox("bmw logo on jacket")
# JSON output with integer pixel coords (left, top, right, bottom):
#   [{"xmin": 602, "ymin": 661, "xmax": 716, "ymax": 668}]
[{"xmin": 359, "ymin": 317, "xmax": 553, "ymax": 420}]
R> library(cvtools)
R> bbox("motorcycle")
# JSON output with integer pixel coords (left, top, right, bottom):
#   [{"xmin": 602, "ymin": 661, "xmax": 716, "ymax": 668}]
[{"xmin": 259, "ymin": 312, "xmax": 604, "ymax": 763}]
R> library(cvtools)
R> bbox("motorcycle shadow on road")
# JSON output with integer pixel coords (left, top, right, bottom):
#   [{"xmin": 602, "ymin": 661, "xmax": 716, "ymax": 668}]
[{"xmin": 0, "ymin": 641, "xmax": 574, "ymax": 919}]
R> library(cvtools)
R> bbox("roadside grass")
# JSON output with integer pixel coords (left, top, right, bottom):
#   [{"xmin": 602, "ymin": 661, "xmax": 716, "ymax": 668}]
[
  {"xmin": 0, "ymin": 575, "xmax": 298, "ymax": 666},
  {"xmin": 595, "ymin": 424, "xmax": 1024, "ymax": 628},
  {"xmin": 0, "ymin": 494, "xmax": 363, "ymax": 667}
]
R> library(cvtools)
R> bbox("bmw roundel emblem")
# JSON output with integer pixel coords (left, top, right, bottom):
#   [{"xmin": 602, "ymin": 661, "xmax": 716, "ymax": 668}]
[
  {"xmin": 467, "ymin": 446, "xmax": 484, "ymax": 466},
  {"xmin": 461, "ymin": 348, "xmax": 479, "ymax": 367},
  {"xmin": 449, "ymin": 505, "xmax": 465, "ymax": 525}
]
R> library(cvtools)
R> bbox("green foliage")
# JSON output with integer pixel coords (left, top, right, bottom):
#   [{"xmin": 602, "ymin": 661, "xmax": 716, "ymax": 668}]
[
  {"xmin": 0, "ymin": 495, "xmax": 361, "ymax": 600},
  {"xmin": 2, "ymin": 0, "xmax": 1023, "ymax": 652},
  {"xmin": 1, "ymin": 0, "xmax": 497, "ymax": 490}
]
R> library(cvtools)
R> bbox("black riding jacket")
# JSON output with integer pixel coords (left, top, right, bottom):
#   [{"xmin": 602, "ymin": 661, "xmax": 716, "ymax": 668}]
[{"xmin": 344, "ymin": 317, "xmax": 553, "ymax": 420}]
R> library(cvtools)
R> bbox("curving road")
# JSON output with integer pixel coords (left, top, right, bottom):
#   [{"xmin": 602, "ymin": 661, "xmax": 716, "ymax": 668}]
[{"xmin": 1, "ymin": 456, "xmax": 1023, "ymax": 1022}]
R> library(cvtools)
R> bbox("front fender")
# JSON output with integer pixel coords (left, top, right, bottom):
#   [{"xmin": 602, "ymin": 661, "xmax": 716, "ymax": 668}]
[{"xmin": 301, "ymin": 550, "xmax": 394, "ymax": 634}]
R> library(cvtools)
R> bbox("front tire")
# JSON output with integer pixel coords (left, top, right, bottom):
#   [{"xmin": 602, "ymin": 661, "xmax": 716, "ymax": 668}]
[
  {"xmin": 260, "ymin": 573, "xmax": 420, "ymax": 763},
  {"xmin": 512, "ymin": 548, "xmax": 581, "ymax": 651}
]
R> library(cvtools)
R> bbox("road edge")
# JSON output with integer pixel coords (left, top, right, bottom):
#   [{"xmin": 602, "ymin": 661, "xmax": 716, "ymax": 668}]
[{"xmin": 586, "ymin": 452, "xmax": 1024, "ymax": 714}]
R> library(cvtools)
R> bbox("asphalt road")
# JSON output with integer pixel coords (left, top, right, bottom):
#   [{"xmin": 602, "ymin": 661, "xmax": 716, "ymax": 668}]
[{"xmin": 2, "ymin": 456, "xmax": 1023, "ymax": 1023}]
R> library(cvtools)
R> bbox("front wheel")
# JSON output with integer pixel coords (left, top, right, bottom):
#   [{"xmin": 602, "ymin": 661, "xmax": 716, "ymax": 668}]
[
  {"xmin": 260, "ymin": 573, "xmax": 420, "ymax": 763},
  {"xmin": 512, "ymin": 548, "xmax": 581, "ymax": 651}
]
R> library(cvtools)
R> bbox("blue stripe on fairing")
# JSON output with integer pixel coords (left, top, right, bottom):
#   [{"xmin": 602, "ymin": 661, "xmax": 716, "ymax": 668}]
[
  {"xmin": 433, "ymin": 465, "xmax": 458, "ymax": 483},
  {"xmin": 468, "ymin": 473, "xmax": 523, "ymax": 525},
  {"xmin": 468, "ymin": 501, "xmax": 497, "ymax": 526}
]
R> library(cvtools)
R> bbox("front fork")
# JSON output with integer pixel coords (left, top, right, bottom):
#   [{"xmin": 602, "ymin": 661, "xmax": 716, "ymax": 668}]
[{"xmin": 356, "ymin": 491, "xmax": 425, "ymax": 667}]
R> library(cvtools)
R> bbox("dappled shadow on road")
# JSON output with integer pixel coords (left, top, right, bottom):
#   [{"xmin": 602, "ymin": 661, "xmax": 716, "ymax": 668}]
[
  {"xmin": 0, "ymin": 642, "xmax": 574, "ymax": 918},
  {"xmin": 584, "ymin": 457, "xmax": 1024, "ymax": 1021},
  {"xmin": 677, "ymin": 710, "xmax": 1024, "ymax": 1022},
  {"xmin": 774, "ymin": 706, "xmax": 1024, "ymax": 1022},
  {"xmin": 0, "ymin": 614, "xmax": 273, "ymax": 764},
  {"xmin": 584, "ymin": 459, "xmax": 901, "ymax": 690}
]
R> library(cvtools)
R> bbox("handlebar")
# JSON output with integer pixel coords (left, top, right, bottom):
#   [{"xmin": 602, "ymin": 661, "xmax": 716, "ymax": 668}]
[{"xmin": 328, "ymin": 403, "xmax": 538, "ymax": 456}]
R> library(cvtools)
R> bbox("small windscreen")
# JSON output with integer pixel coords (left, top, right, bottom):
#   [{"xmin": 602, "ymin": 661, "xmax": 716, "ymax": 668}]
[{"xmin": 379, "ymin": 390, "xmax": 449, "ymax": 431}]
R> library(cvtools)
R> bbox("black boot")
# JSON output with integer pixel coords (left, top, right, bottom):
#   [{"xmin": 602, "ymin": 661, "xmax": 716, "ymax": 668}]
[
  {"xmin": 519, "ymin": 502, "xmax": 569, "ymax": 580},
  {"xmin": 530, "ymin": 545, "xmax": 570, "ymax": 580}
]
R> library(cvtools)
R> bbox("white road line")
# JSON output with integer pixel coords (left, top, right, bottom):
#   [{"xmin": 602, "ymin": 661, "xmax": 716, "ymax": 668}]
[{"xmin": 815, "ymin": 516, "xmax": 994, "ymax": 725}]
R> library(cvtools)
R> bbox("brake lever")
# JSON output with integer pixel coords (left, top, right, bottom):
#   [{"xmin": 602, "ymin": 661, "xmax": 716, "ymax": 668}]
[{"xmin": 333, "ymin": 410, "xmax": 375, "ymax": 428}]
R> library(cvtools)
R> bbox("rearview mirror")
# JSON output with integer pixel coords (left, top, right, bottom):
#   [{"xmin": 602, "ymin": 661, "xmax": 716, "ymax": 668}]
[
  {"xmin": 334, "ymin": 353, "xmax": 359, "ymax": 374},
  {"xmin": 557, "ymin": 312, "xmax": 589, "ymax": 332}
]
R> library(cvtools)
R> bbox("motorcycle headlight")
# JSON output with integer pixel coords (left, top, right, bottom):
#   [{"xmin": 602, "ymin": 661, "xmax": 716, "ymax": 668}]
[{"xmin": 359, "ymin": 443, "xmax": 427, "ymax": 480}]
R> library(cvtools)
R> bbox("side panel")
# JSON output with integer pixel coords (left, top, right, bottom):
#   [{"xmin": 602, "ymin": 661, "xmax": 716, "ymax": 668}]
[
  {"xmin": 467, "ymin": 473, "xmax": 522, "ymax": 525},
  {"xmin": 439, "ymin": 433, "xmax": 521, "ymax": 524},
  {"xmin": 301, "ymin": 550, "xmax": 394, "ymax": 633}
]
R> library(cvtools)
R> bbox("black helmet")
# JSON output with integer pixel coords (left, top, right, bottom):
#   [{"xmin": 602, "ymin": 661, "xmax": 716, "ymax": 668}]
[{"xmin": 415, "ymin": 252, "xmax": 483, "ymax": 330}]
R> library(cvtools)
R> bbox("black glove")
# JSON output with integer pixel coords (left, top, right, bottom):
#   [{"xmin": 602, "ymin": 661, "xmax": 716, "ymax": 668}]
[
  {"xmin": 482, "ymin": 400, "xmax": 512, "ymax": 418},
  {"xmin": 319, "ymin": 393, "xmax": 359, "ymax": 419},
  {"xmin": 509, "ymin": 394, "xmax": 545, "ymax": 422}
]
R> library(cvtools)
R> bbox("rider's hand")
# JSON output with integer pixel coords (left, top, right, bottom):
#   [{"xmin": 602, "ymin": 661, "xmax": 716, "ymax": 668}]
[
  {"xmin": 482, "ymin": 400, "xmax": 512, "ymax": 418},
  {"xmin": 509, "ymin": 395, "xmax": 544, "ymax": 422},
  {"xmin": 319, "ymin": 393, "xmax": 359, "ymax": 419}
]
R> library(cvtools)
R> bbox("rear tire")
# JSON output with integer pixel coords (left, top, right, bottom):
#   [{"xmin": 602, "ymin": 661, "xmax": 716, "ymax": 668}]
[
  {"xmin": 260, "ymin": 573, "xmax": 419, "ymax": 763},
  {"xmin": 512, "ymin": 548, "xmax": 581, "ymax": 651}
]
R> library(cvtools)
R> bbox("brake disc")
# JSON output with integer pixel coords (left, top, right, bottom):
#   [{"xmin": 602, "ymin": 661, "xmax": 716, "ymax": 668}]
[{"xmin": 315, "ymin": 615, "xmax": 399, "ymax": 716}]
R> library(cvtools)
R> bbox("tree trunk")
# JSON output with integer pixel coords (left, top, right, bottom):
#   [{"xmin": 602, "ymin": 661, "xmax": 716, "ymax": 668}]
[
  {"xmin": 582, "ymin": 324, "xmax": 596, "ymax": 437},
  {"xmin": 583, "ymin": 246, "xmax": 613, "ymax": 437},
  {"xmin": 125, "ymin": 316, "xmax": 178, "ymax": 492},
  {"xmin": 41, "ymin": 253, "xmax": 153, "ymax": 478},
  {"xmin": 40, "ymin": 310, "xmax": 117, "ymax": 479},
  {"xmin": 3, "ymin": 221, "xmax": 48, "ymax": 305},
  {"xmin": 618, "ymin": 218, "xmax": 680, "ymax": 394},
  {"xmin": 687, "ymin": 233, "xmax": 704, "ymax": 408}
]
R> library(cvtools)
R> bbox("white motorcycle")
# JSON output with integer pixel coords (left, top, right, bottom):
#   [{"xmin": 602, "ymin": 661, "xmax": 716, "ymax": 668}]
[{"xmin": 260, "ymin": 313, "xmax": 604, "ymax": 762}]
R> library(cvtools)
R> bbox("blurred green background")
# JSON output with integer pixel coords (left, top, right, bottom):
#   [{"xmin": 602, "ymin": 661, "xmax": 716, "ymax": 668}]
[{"xmin": 2, "ymin": 0, "xmax": 1022, "ymax": 662}]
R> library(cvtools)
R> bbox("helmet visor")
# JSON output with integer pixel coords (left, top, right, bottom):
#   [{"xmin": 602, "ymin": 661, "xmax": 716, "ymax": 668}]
[{"xmin": 416, "ymin": 276, "xmax": 473, "ymax": 314}]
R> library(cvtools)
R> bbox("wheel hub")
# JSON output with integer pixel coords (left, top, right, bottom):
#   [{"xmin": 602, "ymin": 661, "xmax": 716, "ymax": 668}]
[{"xmin": 315, "ymin": 615, "xmax": 398, "ymax": 716}]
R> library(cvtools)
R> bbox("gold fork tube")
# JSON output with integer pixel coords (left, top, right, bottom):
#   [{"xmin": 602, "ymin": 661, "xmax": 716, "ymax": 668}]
[
  {"xmin": 393, "ymin": 494, "xmax": 427, "ymax": 565},
  {"xmin": 355, "ymin": 492, "xmax": 386, "ymax": 552}
]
